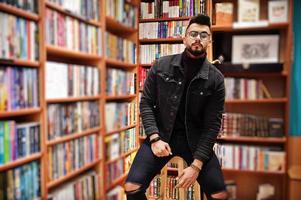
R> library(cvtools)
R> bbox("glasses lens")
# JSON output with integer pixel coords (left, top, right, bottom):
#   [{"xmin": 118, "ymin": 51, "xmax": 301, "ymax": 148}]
[{"xmin": 188, "ymin": 31, "xmax": 209, "ymax": 40}]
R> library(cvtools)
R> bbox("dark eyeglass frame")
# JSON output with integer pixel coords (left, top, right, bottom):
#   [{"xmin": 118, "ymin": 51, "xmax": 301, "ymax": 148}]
[{"xmin": 187, "ymin": 31, "xmax": 211, "ymax": 40}]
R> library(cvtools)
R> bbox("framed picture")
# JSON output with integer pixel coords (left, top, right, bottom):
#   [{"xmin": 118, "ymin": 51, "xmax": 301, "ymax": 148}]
[
  {"xmin": 232, "ymin": 35, "xmax": 279, "ymax": 64},
  {"xmin": 268, "ymin": 1, "xmax": 288, "ymax": 23}
]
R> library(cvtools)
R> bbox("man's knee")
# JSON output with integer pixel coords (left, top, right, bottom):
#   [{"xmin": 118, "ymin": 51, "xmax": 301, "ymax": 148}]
[
  {"xmin": 124, "ymin": 182, "xmax": 142, "ymax": 193},
  {"xmin": 211, "ymin": 190, "xmax": 228, "ymax": 200}
]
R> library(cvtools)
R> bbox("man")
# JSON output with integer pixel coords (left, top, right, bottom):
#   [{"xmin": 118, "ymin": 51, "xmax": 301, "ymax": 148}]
[{"xmin": 125, "ymin": 14, "xmax": 228, "ymax": 200}]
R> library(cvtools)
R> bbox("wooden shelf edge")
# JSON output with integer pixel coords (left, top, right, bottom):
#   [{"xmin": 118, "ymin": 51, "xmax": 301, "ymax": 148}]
[
  {"xmin": 0, "ymin": 153, "xmax": 42, "ymax": 172},
  {"xmin": 46, "ymin": 45, "xmax": 102, "ymax": 60},
  {"xmin": 105, "ymin": 148, "xmax": 138, "ymax": 165},
  {"xmin": 217, "ymin": 136, "xmax": 286, "ymax": 143},
  {"xmin": 212, "ymin": 22, "xmax": 289, "ymax": 32},
  {"xmin": 47, "ymin": 160, "xmax": 100, "ymax": 189},
  {"xmin": 0, "ymin": 58, "xmax": 40, "ymax": 67},
  {"xmin": 0, "ymin": 108, "xmax": 41, "ymax": 118},
  {"xmin": 139, "ymin": 16, "xmax": 191, "ymax": 23},
  {"xmin": 45, "ymin": 1, "xmax": 101, "ymax": 27},
  {"xmin": 225, "ymin": 98, "xmax": 288, "ymax": 104},
  {"xmin": 223, "ymin": 168, "xmax": 286, "ymax": 175},
  {"xmin": 0, "ymin": 3, "xmax": 39, "ymax": 21},
  {"xmin": 46, "ymin": 96, "xmax": 101, "ymax": 103},
  {"xmin": 106, "ymin": 173, "xmax": 127, "ymax": 191},
  {"xmin": 106, "ymin": 124, "xmax": 137, "ymax": 136},
  {"xmin": 106, "ymin": 16, "xmax": 137, "ymax": 33},
  {"xmin": 106, "ymin": 58, "xmax": 137, "ymax": 68},
  {"xmin": 106, "ymin": 94, "xmax": 136, "ymax": 101},
  {"xmin": 46, "ymin": 127, "xmax": 101, "ymax": 146},
  {"xmin": 140, "ymin": 38, "xmax": 183, "ymax": 44}
]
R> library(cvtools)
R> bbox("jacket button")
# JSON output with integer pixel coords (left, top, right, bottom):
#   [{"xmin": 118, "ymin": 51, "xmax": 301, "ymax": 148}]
[
  {"xmin": 178, "ymin": 81, "xmax": 182, "ymax": 85},
  {"xmin": 166, "ymin": 77, "xmax": 169, "ymax": 81},
  {"xmin": 200, "ymin": 92, "xmax": 203, "ymax": 95},
  {"xmin": 174, "ymin": 95, "xmax": 177, "ymax": 99}
]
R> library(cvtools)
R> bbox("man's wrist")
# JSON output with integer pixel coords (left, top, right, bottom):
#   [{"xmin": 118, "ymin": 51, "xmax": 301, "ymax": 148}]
[
  {"xmin": 149, "ymin": 133, "xmax": 159, "ymax": 141},
  {"xmin": 192, "ymin": 159, "xmax": 203, "ymax": 170},
  {"xmin": 150, "ymin": 135, "xmax": 161, "ymax": 144}
]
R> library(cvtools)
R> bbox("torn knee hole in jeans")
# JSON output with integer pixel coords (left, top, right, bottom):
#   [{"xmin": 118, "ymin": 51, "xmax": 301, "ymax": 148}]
[
  {"xmin": 210, "ymin": 190, "xmax": 228, "ymax": 200},
  {"xmin": 124, "ymin": 182, "xmax": 143, "ymax": 194}
]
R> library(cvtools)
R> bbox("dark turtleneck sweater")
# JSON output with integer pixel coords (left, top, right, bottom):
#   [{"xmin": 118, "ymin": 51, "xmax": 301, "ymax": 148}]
[{"xmin": 172, "ymin": 50, "xmax": 206, "ymax": 136}]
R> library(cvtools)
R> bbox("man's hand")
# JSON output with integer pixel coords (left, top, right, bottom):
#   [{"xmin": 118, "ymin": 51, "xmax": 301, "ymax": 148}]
[
  {"xmin": 151, "ymin": 140, "xmax": 172, "ymax": 157},
  {"xmin": 176, "ymin": 166, "xmax": 199, "ymax": 188}
]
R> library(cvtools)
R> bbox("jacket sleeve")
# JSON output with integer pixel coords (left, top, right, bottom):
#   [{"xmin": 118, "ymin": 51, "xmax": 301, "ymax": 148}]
[
  {"xmin": 193, "ymin": 72, "xmax": 225, "ymax": 163},
  {"xmin": 140, "ymin": 61, "xmax": 159, "ymax": 136}
]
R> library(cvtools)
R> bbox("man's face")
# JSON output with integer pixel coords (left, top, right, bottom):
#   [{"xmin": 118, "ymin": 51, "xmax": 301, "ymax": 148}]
[{"xmin": 183, "ymin": 23, "xmax": 211, "ymax": 57}]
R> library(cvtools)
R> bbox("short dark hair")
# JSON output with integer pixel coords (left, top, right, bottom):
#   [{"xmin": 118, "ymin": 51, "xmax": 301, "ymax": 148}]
[{"xmin": 187, "ymin": 14, "xmax": 211, "ymax": 30}]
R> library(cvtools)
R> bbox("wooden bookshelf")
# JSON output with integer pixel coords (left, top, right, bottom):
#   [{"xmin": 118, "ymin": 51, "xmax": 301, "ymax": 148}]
[
  {"xmin": 0, "ymin": 59, "xmax": 40, "ymax": 67},
  {"xmin": 105, "ymin": 148, "xmax": 138, "ymax": 165},
  {"xmin": 106, "ymin": 58, "xmax": 137, "ymax": 68},
  {"xmin": 46, "ymin": 96, "xmax": 101, "ymax": 103},
  {"xmin": 212, "ymin": 22, "xmax": 289, "ymax": 32},
  {"xmin": 0, "ymin": 108, "xmax": 42, "ymax": 118},
  {"xmin": 140, "ymin": 38, "xmax": 183, "ymax": 44},
  {"xmin": 45, "ymin": 1, "xmax": 101, "ymax": 27},
  {"xmin": 139, "ymin": 16, "xmax": 191, "ymax": 23},
  {"xmin": 217, "ymin": 136, "xmax": 287, "ymax": 144},
  {"xmin": 225, "ymin": 98, "xmax": 288, "ymax": 104},
  {"xmin": 105, "ymin": 16, "xmax": 137, "ymax": 33},
  {"xmin": 46, "ymin": 160, "xmax": 100, "ymax": 189},
  {"xmin": 0, "ymin": 2, "xmax": 39, "ymax": 21},
  {"xmin": 106, "ymin": 173, "xmax": 128, "ymax": 191},
  {"xmin": 0, "ymin": 153, "xmax": 42, "ymax": 172},
  {"xmin": 46, "ymin": 127, "xmax": 101, "ymax": 146},
  {"xmin": 106, "ymin": 124, "xmax": 137, "ymax": 136},
  {"xmin": 223, "ymin": 169, "xmax": 286, "ymax": 175},
  {"xmin": 106, "ymin": 94, "xmax": 137, "ymax": 101}
]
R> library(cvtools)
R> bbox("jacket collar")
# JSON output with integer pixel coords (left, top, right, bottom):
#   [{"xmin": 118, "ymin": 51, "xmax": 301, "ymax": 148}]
[{"xmin": 171, "ymin": 53, "xmax": 210, "ymax": 80}]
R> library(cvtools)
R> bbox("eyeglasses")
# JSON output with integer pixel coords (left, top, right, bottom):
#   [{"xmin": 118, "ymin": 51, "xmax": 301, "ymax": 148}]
[{"xmin": 187, "ymin": 31, "xmax": 210, "ymax": 41}]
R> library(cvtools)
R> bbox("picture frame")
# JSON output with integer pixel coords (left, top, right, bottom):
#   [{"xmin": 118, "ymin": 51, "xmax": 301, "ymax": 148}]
[
  {"xmin": 268, "ymin": 0, "xmax": 288, "ymax": 23},
  {"xmin": 232, "ymin": 35, "xmax": 279, "ymax": 64}
]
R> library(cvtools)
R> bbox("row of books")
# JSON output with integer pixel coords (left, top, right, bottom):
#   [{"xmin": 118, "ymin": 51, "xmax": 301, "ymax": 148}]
[
  {"xmin": 0, "ymin": 121, "xmax": 40, "ymax": 165},
  {"xmin": 48, "ymin": 171, "xmax": 100, "ymax": 200},
  {"xmin": 48, "ymin": 0, "xmax": 99, "ymax": 21},
  {"xmin": 106, "ymin": 0, "xmax": 137, "ymax": 28},
  {"xmin": 105, "ymin": 101, "xmax": 137, "ymax": 132},
  {"xmin": 148, "ymin": 175, "xmax": 161, "ymax": 198},
  {"xmin": 140, "ymin": 44, "xmax": 185, "ymax": 64},
  {"xmin": 138, "ymin": 68, "xmax": 149, "ymax": 90},
  {"xmin": 48, "ymin": 134, "xmax": 98, "ymax": 181},
  {"xmin": 0, "ymin": 12, "xmax": 38, "ymax": 61},
  {"xmin": 0, "ymin": 66, "xmax": 39, "ymax": 111},
  {"xmin": 105, "ymin": 32, "xmax": 136, "ymax": 64},
  {"xmin": 214, "ymin": 144, "xmax": 285, "ymax": 172},
  {"xmin": 46, "ymin": 62, "xmax": 99, "ymax": 99},
  {"xmin": 106, "ymin": 68, "xmax": 136, "ymax": 96},
  {"xmin": 0, "ymin": 161, "xmax": 40, "ymax": 200},
  {"xmin": 139, "ymin": 21, "xmax": 188, "ymax": 39},
  {"xmin": 225, "ymin": 78, "xmax": 268, "ymax": 100},
  {"xmin": 45, "ymin": 9, "xmax": 101, "ymax": 55},
  {"xmin": 104, "ymin": 128, "xmax": 137, "ymax": 161},
  {"xmin": 222, "ymin": 113, "xmax": 284, "ymax": 138},
  {"xmin": 0, "ymin": 0, "xmax": 38, "ymax": 13},
  {"xmin": 106, "ymin": 186, "xmax": 125, "ymax": 200},
  {"xmin": 140, "ymin": 0, "xmax": 202, "ymax": 19},
  {"xmin": 106, "ymin": 150, "xmax": 136, "ymax": 185},
  {"xmin": 47, "ymin": 101, "xmax": 100, "ymax": 140}
]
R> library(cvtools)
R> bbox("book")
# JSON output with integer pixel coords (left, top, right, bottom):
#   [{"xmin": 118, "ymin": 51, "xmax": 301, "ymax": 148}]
[
  {"xmin": 215, "ymin": 3, "xmax": 233, "ymax": 25},
  {"xmin": 238, "ymin": 0, "xmax": 260, "ymax": 22}
]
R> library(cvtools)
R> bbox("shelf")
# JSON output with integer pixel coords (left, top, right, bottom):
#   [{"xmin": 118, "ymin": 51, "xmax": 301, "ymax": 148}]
[
  {"xmin": 106, "ymin": 173, "xmax": 127, "ymax": 191},
  {"xmin": 223, "ymin": 71, "xmax": 287, "ymax": 78},
  {"xmin": 225, "ymin": 98, "xmax": 288, "ymax": 104},
  {"xmin": 216, "ymin": 62, "xmax": 284, "ymax": 74},
  {"xmin": 47, "ymin": 160, "xmax": 100, "ymax": 189},
  {"xmin": 140, "ymin": 38, "xmax": 183, "ymax": 44},
  {"xmin": 46, "ymin": 45, "xmax": 102, "ymax": 61},
  {"xmin": 0, "ymin": 153, "xmax": 42, "ymax": 172},
  {"xmin": 45, "ymin": 1, "xmax": 101, "ymax": 27},
  {"xmin": 106, "ymin": 58, "xmax": 137, "ymax": 69},
  {"xmin": 46, "ymin": 96, "xmax": 100, "ymax": 103},
  {"xmin": 0, "ymin": 58, "xmax": 40, "ymax": 67},
  {"xmin": 212, "ymin": 22, "xmax": 289, "ymax": 32},
  {"xmin": 106, "ymin": 16, "xmax": 137, "ymax": 34},
  {"xmin": 139, "ymin": 16, "xmax": 191, "ymax": 23},
  {"xmin": 105, "ymin": 148, "xmax": 138, "ymax": 165},
  {"xmin": 106, "ymin": 124, "xmax": 137, "ymax": 136},
  {"xmin": 167, "ymin": 167, "xmax": 178, "ymax": 172},
  {"xmin": 140, "ymin": 64, "xmax": 152, "ymax": 68},
  {"xmin": 106, "ymin": 94, "xmax": 136, "ymax": 101},
  {"xmin": 46, "ymin": 127, "xmax": 101, "ymax": 146},
  {"xmin": 0, "ymin": 3, "xmax": 39, "ymax": 21},
  {"xmin": 223, "ymin": 169, "xmax": 286, "ymax": 175},
  {"xmin": 217, "ymin": 136, "xmax": 286, "ymax": 144},
  {"xmin": 0, "ymin": 108, "xmax": 41, "ymax": 118}
]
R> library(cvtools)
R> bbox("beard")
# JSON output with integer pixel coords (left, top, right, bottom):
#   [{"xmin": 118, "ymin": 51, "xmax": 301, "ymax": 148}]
[{"xmin": 186, "ymin": 44, "xmax": 205, "ymax": 57}]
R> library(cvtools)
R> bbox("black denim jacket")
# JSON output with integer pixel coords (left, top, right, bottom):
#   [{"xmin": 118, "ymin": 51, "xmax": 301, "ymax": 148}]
[{"xmin": 140, "ymin": 53, "xmax": 225, "ymax": 163}]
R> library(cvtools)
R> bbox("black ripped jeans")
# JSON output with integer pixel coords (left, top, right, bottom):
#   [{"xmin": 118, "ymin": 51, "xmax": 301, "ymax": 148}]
[{"xmin": 125, "ymin": 134, "xmax": 226, "ymax": 200}]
